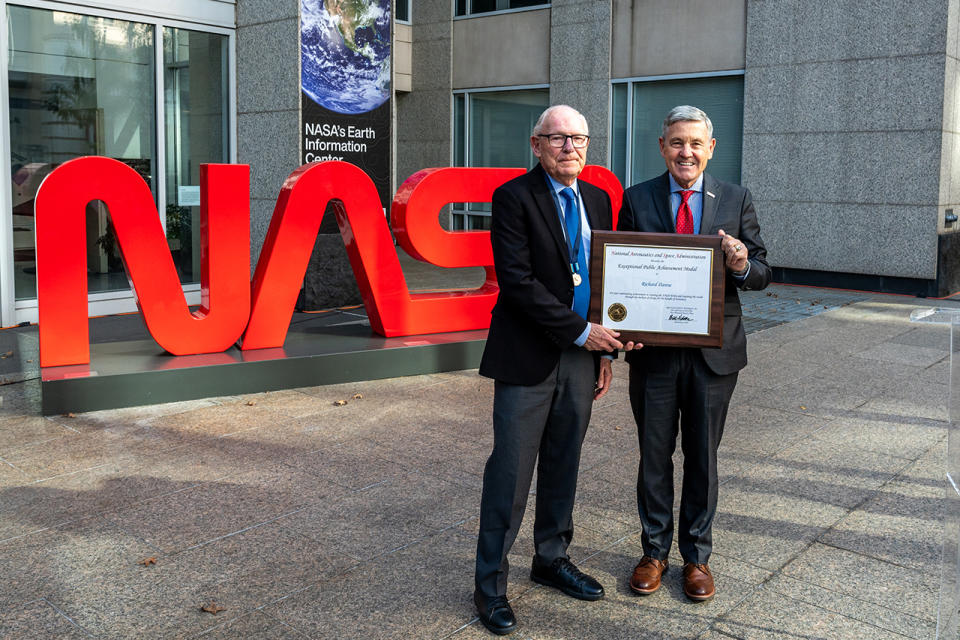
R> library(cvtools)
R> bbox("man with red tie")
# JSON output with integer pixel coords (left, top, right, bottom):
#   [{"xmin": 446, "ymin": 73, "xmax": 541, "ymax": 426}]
[{"xmin": 617, "ymin": 105, "xmax": 771, "ymax": 601}]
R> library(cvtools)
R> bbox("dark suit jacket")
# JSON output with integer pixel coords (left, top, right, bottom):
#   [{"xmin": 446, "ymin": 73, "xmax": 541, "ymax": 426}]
[
  {"xmin": 618, "ymin": 172, "xmax": 771, "ymax": 375},
  {"xmin": 479, "ymin": 164, "xmax": 613, "ymax": 385}
]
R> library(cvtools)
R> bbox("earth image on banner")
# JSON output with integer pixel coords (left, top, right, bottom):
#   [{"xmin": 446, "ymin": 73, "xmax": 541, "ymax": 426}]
[{"xmin": 301, "ymin": 0, "xmax": 391, "ymax": 115}]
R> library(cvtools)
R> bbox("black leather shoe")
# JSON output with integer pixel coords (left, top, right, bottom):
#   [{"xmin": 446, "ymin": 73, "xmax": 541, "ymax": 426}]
[
  {"xmin": 474, "ymin": 591, "xmax": 517, "ymax": 636},
  {"xmin": 530, "ymin": 557, "xmax": 605, "ymax": 601}
]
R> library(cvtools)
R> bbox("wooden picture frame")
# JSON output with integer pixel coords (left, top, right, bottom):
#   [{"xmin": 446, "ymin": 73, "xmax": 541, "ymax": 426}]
[{"xmin": 588, "ymin": 231, "xmax": 725, "ymax": 348}]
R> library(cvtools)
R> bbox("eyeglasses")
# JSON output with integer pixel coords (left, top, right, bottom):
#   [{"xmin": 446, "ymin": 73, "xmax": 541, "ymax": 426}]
[{"xmin": 537, "ymin": 134, "xmax": 590, "ymax": 149}]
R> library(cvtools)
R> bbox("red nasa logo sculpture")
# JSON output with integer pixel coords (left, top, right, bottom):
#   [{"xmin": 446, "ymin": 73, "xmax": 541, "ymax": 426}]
[{"xmin": 35, "ymin": 157, "xmax": 622, "ymax": 368}]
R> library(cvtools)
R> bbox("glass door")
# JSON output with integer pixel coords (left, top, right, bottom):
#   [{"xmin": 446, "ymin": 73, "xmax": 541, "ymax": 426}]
[
  {"xmin": 7, "ymin": 5, "xmax": 156, "ymax": 300},
  {"xmin": 3, "ymin": 3, "xmax": 233, "ymax": 325}
]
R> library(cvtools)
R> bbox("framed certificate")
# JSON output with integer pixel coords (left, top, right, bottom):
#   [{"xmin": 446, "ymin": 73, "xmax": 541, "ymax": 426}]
[{"xmin": 588, "ymin": 231, "xmax": 725, "ymax": 348}]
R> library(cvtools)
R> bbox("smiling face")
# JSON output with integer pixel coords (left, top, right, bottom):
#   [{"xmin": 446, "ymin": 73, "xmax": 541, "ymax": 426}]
[
  {"xmin": 659, "ymin": 120, "xmax": 716, "ymax": 189},
  {"xmin": 531, "ymin": 107, "xmax": 589, "ymax": 187}
]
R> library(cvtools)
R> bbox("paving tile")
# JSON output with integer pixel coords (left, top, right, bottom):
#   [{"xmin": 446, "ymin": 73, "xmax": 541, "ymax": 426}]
[
  {"xmin": 736, "ymin": 353, "xmax": 826, "ymax": 390},
  {"xmin": 573, "ymin": 504, "xmax": 640, "ymax": 543},
  {"xmin": 580, "ymin": 401, "xmax": 640, "ymax": 465},
  {"xmin": 264, "ymin": 528, "xmax": 478, "ymax": 639},
  {"xmin": 768, "ymin": 437, "xmax": 909, "ymax": 507},
  {"xmin": 0, "ymin": 599, "xmax": 91, "ymax": 639},
  {"xmin": 0, "ymin": 420, "xmax": 186, "ymax": 482},
  {"xmin": 104, "ymin": 464, "xmax": 340, "ymax": 553},
  {"xmin": 282, "ymin": 438, "xmax": 411, "ymax": 490},
  {"xmin": 53, "ymin": 398, "xmax": 220, "ymax": 433},
  {"xmin": 218, "ymin": 389, "xmax": 335, "ymax": 420},
  {"xmin": 0, "ymin": 516, "xmax": 156, "ymax": 610},
  {"xmin": 138, "ymin": 401, "xmax": 292, "ymax": 442},
  {"xmin": 195, "ymin": 611, "xmax": 310, "ymax": 639},
  {"xmin": 582, "ymin": 450, "xmax": 640, "ymax": 488},
  {"xmin": 718, "ymin": 403, "xmax": 830, "ymax": 458},
  {"xmin": 277, "ymin": 472, "xmax": 475, "ymax": 562},
  {"xmin": 711, "ymin": 437, "xmax": 907, "ymax": 571},
  {"xmin": 45, "ymin": 567, "xmax": 243, "ymax": 640},
  {"xmin": 778, "ymin": 542, "xmax": 939, "ymax": 621},
  {"xmin": 0, "ymin": 466, "xmax": 192, "ymax": 543},
  {"xmin": 0, "ymin": 459, "xmax": 29, "ymax": 489},
  {"xmin": 711, "ymin": 478, "xmax": 849, "ymax": 571},
  {"xmin": 0, "ymin": 416, "xmax": 75, "ymax": 454},
  {"xmin": 366, "ymin": 418, "xmax": 491, "ymax": 479},
  {"xmin": 736, "ymin": 376, "xmax": 878, "ymax": 417},
  {"xmin": 858, "ymin": 376, "xmax": 950, "ymax": 422},
  {"xmin": 895, "ymin": 439, "xmax": 946, "ymax": 487},
  {"xmin": 817, "ymin": 479, "xmax": 944, "ymax": 573},
  {"xmin": 0, "ymin": 442, "xmax": 270, "ymax": 543},
  {"xmin": 809, "ymin": 413, "xmax": 945, "ymax": 460},
  {"xmin": 852, "ymin": 342, "xmax": 947, "ymax": 368},
  {"xmin": 165, "ymin": 522, "xmax": 354, "ymax": 612},
  {"xmin": 712, "ymin": 585, "xmax": 915, "ymax": 639},
  {"xmin": 575, "ymin": 471, "xmax": 643, "ymax": 528},
  {"xmin": 203, "ymin": 418, "xmax": 358, "ymax": 464},
  {"xmin": 888, "ymin": 324, "xmax": 951, "ymax": 350},
  {"xmin": 17, "ymin": 523, "xmax": 343, "ymax": 640},
  {"xmin": 748, "ymin": 325, "xmax": 898, "ymax": 368},
  {"xmin": 916, "ymin": 357, "xmax": 951, "ymax": 386}
]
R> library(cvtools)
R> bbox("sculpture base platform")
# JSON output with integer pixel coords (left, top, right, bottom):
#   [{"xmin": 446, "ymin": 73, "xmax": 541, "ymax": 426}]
[{"xmin": 40, "ymin": 314, "xmax": 487, "ymax": 415}]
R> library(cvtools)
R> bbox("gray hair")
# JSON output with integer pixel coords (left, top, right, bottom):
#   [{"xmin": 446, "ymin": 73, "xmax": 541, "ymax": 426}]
[
  {"xmin": 532, "ymin": 105, "xmax": 589, "ymax": 136},
  {"xmin": 662, "ymin": 105, "xmax": 713, "ymax": 139}
]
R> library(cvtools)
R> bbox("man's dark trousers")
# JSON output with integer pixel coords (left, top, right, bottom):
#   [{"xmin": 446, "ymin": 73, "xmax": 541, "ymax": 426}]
[
  {"xmin": 618, "ymin": 170, "xmax": 771, "ymax": 564},
  {"xmin": 628, "ymin": 347, "xmax": 737, "ymax": 563},
  {"xmin": 474, "ymin": 346, "xmax": 594, "ymax": 599}
]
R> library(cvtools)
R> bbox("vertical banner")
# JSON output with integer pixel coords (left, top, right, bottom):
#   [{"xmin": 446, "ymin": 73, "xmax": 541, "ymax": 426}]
[{"xmin": 300, "ymin": 0, "xmax": 392, "ymax": 207}]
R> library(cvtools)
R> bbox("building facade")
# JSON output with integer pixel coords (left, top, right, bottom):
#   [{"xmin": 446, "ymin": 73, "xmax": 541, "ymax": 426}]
[{"xmin": 2, "ymin": 0, "xmax": 959, "ymax": 331}]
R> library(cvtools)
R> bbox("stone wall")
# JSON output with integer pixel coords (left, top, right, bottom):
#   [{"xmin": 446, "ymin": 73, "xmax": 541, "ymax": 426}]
[{"xmin": 742, "ymin": 0, "xmax": 948, "ymax": 283}]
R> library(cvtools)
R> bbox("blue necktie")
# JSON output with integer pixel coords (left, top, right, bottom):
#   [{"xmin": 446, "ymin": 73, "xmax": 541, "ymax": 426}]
[{"xmin": 560, "ymin": 187, "xmax": 590, "ymax": 319}]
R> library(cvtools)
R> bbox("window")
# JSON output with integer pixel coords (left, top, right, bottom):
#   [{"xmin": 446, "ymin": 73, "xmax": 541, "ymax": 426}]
[
  {"xmin": 455, "ymin": 0, "xmax": 547, "ymax": 18},
  {"xmin": 5, "ymin": 5, "xmax": 232, "ymax": 320},
  {"xmin": 452, "ymin": 87, "xmax": 548, "ymax": 230},
  {"xmin": 163, "ymin": 27, "xmax": 229, "ymax": 285},
  {"xmin": 396, "ymin": 0, "xmax": 410, "ymax": 23},
  {"xmin": 610, "ymin": 73, "xmax": 744, "ymax": 188}
]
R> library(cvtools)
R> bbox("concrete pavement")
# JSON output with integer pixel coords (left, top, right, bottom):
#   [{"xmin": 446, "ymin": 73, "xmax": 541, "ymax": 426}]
[{"xmin": 0, "ymin": 282, "xmax": 951, "ymax": 639}]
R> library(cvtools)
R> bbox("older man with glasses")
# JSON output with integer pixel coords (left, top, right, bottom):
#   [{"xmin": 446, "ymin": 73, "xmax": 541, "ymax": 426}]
[{"xmin": 472, "ymin": 105, "xmax": 634, "ymax": 635}]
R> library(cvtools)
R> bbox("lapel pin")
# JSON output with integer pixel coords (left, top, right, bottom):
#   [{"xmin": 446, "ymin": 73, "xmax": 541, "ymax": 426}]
[{"xmin": 706, "ymin": 191, "xmax": 716, "ymax": 198}]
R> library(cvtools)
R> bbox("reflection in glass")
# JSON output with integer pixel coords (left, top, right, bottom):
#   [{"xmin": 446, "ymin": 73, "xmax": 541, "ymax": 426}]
[
  {"xmin": 452, "ymin": 89, "xmax": 548, "ymax": 230},
  {"xmin": 163, "ymin": 27, "xmax": 229, "ymax": 285},
  {"xmin": 611, "ymin": 83, "xmax": 628, "ymax": 186},
  {"xmin": 7, "ymin": 6, "xmax": 155, "ymax": 299},
  {"xmin": 629, "ymin": 76, "xmax": 744, "ymax": 186},
  {"xmin": 458, "ymin": 0, "xmax": 548, "ymax": 16}
]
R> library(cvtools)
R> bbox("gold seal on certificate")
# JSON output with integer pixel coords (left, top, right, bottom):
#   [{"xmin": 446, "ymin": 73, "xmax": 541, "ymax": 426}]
[{"xmin": 607, "ymin": 302, "xmax": 627, "ymax": 322}]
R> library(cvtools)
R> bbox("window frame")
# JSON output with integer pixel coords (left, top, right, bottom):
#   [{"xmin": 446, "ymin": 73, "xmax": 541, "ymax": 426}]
[
  {"xmin": 0, "ymin": 0, "xmax": 237, "ymax": 326},
  {"xmin": 450, "ymin": 84, "xmax": 549, "ymax": 230},
  {"xmin": 453, "ymin": 1, "xmax": 549, "ymax": 19},
  {"xmin": 396, "ymin": 0, "xmax": 410, "ymax": 24},
  {"xmin": 609, "ymin": 70, "xmax": 745, "ymax": 188}
]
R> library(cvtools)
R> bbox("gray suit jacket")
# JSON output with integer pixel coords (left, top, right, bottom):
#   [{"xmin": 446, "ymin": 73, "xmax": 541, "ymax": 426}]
[{"xmin": 617, "ymin": 171, "xmax": 771, "ymax": 375}]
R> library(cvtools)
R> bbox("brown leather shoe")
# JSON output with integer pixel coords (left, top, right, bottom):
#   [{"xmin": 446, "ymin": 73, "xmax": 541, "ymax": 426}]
[
  {"xmin": 682, "ymin": 563, "xmax": 715, "ymax": 601},
  {"xmin": 629, "ymin": 556, "xmax": 668, "ymax": 595}
]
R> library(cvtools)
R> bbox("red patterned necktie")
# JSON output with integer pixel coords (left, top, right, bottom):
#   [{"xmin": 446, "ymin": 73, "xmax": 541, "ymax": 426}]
[{"xmin": 676, "ymin": 190, "xmax": 694, "ymax": 234}]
